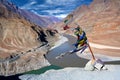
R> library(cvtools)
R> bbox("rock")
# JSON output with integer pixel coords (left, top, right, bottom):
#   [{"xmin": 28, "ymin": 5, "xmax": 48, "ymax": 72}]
[{"xmin": 84, "ymin": 60, "xmax": 95, "ymax": 71}]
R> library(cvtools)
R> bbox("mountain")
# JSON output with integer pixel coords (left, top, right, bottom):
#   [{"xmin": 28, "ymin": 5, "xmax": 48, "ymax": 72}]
[
  {"xmin": 0, "ymin": 0, "xmax": 58, "ymax": 76},
  {"xmin": 55, "ymin": 0, "xmax": 120, "ymax": 56},
  {"xmin": 19, "ymin": 9, "xmax": 61, "ymax": 27},
  {"xmin": 0, "ymin": 0, "xmax": 60, "ymax": 27}
]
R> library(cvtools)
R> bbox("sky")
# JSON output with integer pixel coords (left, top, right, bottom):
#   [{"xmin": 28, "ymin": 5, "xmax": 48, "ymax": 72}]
[{"xmin": 8, "ymin": 0, "xmax": 93, "ymax": 19}]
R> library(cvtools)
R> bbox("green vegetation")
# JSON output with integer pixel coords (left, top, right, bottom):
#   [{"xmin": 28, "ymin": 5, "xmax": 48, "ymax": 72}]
[{"xmin": 24, "ymin": 65, "xmax": 62, "ymax": 74}]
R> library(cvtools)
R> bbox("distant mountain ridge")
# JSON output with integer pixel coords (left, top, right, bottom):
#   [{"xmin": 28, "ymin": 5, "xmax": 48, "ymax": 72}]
[
  {"xmin": 0, "ymin": 0, "xmax": 60, "ymax": 27},
  {"xmin": 20, "ymin": 9, "xmax": 61, "ymax": 27}
]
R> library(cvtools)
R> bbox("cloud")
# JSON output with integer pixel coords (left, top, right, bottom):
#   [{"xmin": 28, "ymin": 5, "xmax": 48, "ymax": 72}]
[
  {"xmin": 46, "ymin": 0, "xmax": 79, "ymax": 5},
  {"xmin": 41, "ymin": 9, "xmax": 66, "ymax": 15},
  {"xmin": 20, "ymin": 0, "xmax": 37, "ymax": 9},
  {"xmin": 54, "ymin": 14, "xmax": 68, "ymax": 19},
  {"xmin": 45, "ymin": 0, "xmax": 53, "ymax": 4},
  {"xmin": 31, "ymin": 10, "xmax": 40, "ymax": 16},
  {"xmin": 30, "ymin": 1, "xmax": 37, "ymax": 5},
  {"xmin": 17, "ymin": 0, "xmax": 92, "ymax": 18}
]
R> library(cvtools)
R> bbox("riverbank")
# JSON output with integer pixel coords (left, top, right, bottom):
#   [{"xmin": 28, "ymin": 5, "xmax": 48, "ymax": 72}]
[{"xmin": 1, "ymin": 34, "xmax": 120, "ymax": 80}]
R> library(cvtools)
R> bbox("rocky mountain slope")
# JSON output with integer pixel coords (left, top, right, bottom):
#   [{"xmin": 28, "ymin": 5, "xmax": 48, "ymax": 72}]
[
  {"xmin": 0, "ymin": 0, "xmax": 58, "ymax": 76},
  {"xmin": 55, "ymin": 0, "xmax": 120, "ymax": 56},
  {"xmin": 20, "ymin": 9, "xmax": 61, "ymax": 27}
]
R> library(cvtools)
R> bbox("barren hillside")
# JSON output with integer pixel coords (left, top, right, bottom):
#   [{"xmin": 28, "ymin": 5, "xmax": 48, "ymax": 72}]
[
  {"xmin": 0, "ymin": 0, "xmax": 58, "ymax": 76},
  {"xmin": 55, "ymin": 0, "xmax": 120, "ymax": 56}
]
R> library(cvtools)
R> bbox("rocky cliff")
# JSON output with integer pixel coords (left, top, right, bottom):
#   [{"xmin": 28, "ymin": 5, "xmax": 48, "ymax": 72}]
[
  {"xmin": 0, "ymin": 0, "xmax": 58, "ymax": 76},
  {"xmin": 55, "ymin": 0, "xmax": 120, "ymax": 56}
]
